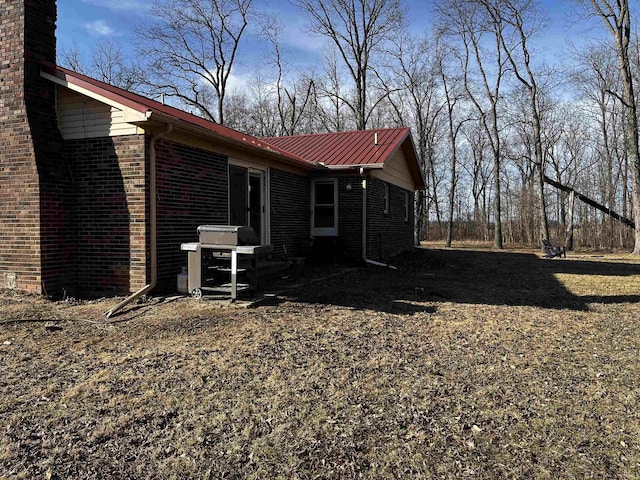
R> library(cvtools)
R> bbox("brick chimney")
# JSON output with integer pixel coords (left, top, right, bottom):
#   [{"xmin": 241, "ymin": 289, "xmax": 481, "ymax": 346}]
[{"xmin": 0, "ymin": 0, "xmax": 67, "ymax": 294}]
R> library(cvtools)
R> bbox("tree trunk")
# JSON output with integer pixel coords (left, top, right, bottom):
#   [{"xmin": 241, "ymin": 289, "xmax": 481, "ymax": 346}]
[
  {"xmin": 532, "ymin": 108, "xmax": 549, "ymax": 247},
  {"xmin": 594, "ymin": 0, "xmax": 640, "ymax": 253},
  {"xmin": 493, "ymin": 154, "xmax": 503, "ymax": 249},
  {"xmin": 565, "ymin": 190, "xmax": 575, "ymax": 250}
]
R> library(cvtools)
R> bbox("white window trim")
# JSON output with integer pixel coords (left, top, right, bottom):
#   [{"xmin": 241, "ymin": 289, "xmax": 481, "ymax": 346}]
[{"xmin": 311, "ymin": 178, "xmax": 338, "ymax": 236}]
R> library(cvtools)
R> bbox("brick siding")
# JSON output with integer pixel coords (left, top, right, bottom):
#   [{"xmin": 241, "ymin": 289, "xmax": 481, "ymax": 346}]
[
  {"xmin": 64, "ymin": 135, "xmax": 148, "ymax": 295},
  {"xmin": 270, "ymin": 169, "xmax": 310, "ymax": 258},
  {"xmin": 366, "ymin": 177, "xmax": 415, "ymax": 260},
  {"xmin": 306, "ymin": 174, "xmax": 414, "ymax": 262},
  {"xmin": 0, "ymin": 0, "xmax": 417, "ymax": 296},
  {"xmin": 337, "ymin": 175, "xmax": 364, "ymax": 259},
  {"xmin": 155, "ymin": 139, "xmax": 229, "ymax": 292},
  {"xmin": 0, "ymin": 0, "xmax": 64, "ymax": 294}
]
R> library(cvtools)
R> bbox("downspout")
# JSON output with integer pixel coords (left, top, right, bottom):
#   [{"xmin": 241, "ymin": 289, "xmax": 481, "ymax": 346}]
[
  {"xmin": 360, "ymin": 167, "xmax": 367, "ymax": 262},
  {"xmin": 105, "ymin": 123, "xmax": 173, "ymax": 318}
]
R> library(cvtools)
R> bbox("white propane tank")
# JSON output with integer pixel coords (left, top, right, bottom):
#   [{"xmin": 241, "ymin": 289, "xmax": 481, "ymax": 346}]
[{"xmin": 177, "ymin": 267, "xmax": 189, "ymax": 294}]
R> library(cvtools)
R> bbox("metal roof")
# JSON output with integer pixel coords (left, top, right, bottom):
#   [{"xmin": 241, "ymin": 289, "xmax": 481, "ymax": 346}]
[
  {"xmin": 264, "ymin": 128, "xmax": 410, "ymax": 167},
  {"xmin": 265, "ymin": 128, "xmax": 424, "ymax": 189},
  {"xmin": 40, "ymin": 63, "xmax": 424, "ymax": 188},
  {"xmin": 40, "ymin": 62, "xmax": 314, "ymax": 170}
]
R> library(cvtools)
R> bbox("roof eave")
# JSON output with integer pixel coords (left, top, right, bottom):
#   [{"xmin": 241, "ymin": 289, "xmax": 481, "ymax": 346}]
[
  {"xmin": 41, "ymin": 63, "xmax": 315, "ymax": 171},
  {"xmin": 141, "ymin": 111, "xmax": 315, "ymax": 170},
  {"xmin": 401, "ymin": 132, "xmax": 426, "ymax": 190},
  {"xmin": 41, "ymin": 65, "xmax": 151, "ymax": 119}
]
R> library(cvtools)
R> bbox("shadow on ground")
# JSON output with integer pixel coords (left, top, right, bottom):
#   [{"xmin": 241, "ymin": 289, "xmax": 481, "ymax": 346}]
[{"xmin": 280, "ymin": 247, "xmax": 640, "ymax": 312}]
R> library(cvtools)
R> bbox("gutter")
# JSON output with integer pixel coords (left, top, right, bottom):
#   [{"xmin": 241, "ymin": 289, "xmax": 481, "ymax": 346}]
[
  {"xmin": 105, "ymin": 123, "xmax": 173, "ymax": 318},
  {"xmin": 360, "ymin": 167, "xmax": 367, "ymax": 262},
  {"xmin": 325, "ymin": 163, "xmax": 384, "ymax": 170}
]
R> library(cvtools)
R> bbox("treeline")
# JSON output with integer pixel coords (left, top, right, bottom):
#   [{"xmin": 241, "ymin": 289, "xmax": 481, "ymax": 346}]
[{"xmin": 61, "ymin": 0, "xmax": 640, "ymax": 252}]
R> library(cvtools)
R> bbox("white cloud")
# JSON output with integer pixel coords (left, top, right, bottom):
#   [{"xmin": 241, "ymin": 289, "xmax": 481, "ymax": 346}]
[
  {"xmin": 84, "ymin": 20, "xmax": 116, "ymax": 37},
  {"xmin": 226, "ymin": 71, "xmax": 252, "ymax": 93}
]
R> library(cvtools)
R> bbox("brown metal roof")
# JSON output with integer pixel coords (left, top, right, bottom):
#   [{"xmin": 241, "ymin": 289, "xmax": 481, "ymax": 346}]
[
  {"xmin": 265, "ymin": 127, "xmax": 411, "ymax": 167},
  {"xmin": 41, "ymin": 62, "xmax": 314, "ymax": 170}
]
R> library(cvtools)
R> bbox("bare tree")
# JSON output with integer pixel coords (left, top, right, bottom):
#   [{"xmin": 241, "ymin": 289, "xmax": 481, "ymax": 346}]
[
  {"xmin": 137, "ymin": 0, "xmax": 253, "ymax": 124},
  {"xmin": 462, "ymin": 121, "xmax": 492, "ymax": 240},
  {"xmin": 437, "ymin": 49, "xmax": 469, "ymax": 247},
  {"xmin": 260, "ymin": 17, "xmax": 316, "ymax": 136},
  {"xmin": 480, "ymin": 0, "xmax": 550, "ymax": 246},
  {"xmin": 580, "ymin": 0, "xmax": 640, "ymax": 253},
  {"xmin": 59, "ymin": 39, "xmax": 143, "ymax": 91},
  {"xmin": 382, "ymin": 30, "xmax": 446, "ymax": 243},
  {"xmin": 436, "ymin": 0, "xmax": 507, "ymax": 249},
  {"xmin": 293, "ymin": 0, "xmax": 404, "ymax": 130},
  {"xmin": 314, "ymin": 48, "xmax": 351, "ymax": 132},
  {"xmin": 571, "ymin": 42, "xmax": 629, "ymax": 247},
  {"xmin": 59, "ymin": 42, "xmax": 85, "ymax": 73}
]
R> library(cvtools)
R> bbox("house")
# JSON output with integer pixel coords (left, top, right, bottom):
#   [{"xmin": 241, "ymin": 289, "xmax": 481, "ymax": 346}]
[{"xmin": 0, "ymin": 0, "xmax": 424, "ymax": 298}]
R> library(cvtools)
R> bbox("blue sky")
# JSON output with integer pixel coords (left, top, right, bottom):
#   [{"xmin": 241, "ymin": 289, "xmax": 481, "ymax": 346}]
[{"xmin": 56, "ymin": 0, "xmax": 595, "ymax": 82}]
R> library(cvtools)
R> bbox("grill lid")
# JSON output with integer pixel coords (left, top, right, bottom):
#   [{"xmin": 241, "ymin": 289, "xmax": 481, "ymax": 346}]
[{"xmin": 197, "ymin": 225, "xmax": 259, "ymax": 245}]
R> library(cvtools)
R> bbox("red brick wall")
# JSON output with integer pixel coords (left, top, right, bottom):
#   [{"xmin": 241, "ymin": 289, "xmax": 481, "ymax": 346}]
[
  {"xmin": 0, "ymin": 0, "xmax": 63, "ymax": 294},
  {"xmin": 64, "ymin": 135, "xmax": 148, "ymax": 295},
  {"xmin": 155, "ymin": 139, "xmax": 229, "ymax": 292},
  {"xmin": 270, "ymin": 169, "xmax": 310, "ymax": 258},
  {"xmin": 53, "ymin": 136, "xmax": 231, "ymax": 296},
  {"xmin": 308, "ymin": 174, "xmax": 414, "ymax": 262}
]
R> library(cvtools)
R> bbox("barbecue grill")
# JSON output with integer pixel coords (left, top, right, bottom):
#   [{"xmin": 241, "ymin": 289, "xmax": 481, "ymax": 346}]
[{"xmin": 180, "ymin": 225, "xmax": 272, "ymax": 300}]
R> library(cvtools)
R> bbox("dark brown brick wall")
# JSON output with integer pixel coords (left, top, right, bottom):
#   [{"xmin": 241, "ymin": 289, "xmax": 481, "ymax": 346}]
[
  {"xmin": 0, "ymin": 0, "xmax": 64, "ymax": 294},
  {"xmin": 64, "ymin": 135, "xmax": 148, "ymax": 295},
  {"xmin": 366, "ymin": 177, "xmax": 415, "ymax": 260},
  {"xmin": 337, "ymin": 175, "xmax": 364, "ymax": 259},
  {"xmin": 270, "ymin": 169, "xmax": 310, "ymax": 258},
  {"xmin": 155, "ymin": 139, "xmax": 229, "ymax": 292},
  {"xmin": 307, "ymin": 175, "xmax": 414, "ymax": 262}
]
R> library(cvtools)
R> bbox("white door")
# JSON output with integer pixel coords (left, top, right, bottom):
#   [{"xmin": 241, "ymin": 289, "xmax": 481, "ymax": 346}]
[{"xmin": 311, "ymin": 179, "xmax": 338, "ymax": 236}]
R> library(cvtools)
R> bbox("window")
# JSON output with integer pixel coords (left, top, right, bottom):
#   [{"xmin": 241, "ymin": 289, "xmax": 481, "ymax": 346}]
[
  {"xmin": 383, "ymin": 183, "xmax": 389, "ymax": 214},
  {"xmin": 404, "ymin": 191, "xmax": 411, "ymax": 222},
  {"xmin": 312, "ymin": 179, "xmax": 338, "ymax": 236}
]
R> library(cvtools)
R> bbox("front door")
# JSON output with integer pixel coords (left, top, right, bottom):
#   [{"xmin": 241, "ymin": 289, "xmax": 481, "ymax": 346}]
[{"xmin": 311, "ymin": 178, "xmax": 338, "ymax": 236}]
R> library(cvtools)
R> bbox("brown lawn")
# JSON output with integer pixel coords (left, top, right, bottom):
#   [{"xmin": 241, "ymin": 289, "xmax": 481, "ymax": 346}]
[{"xmin": 1, "ymin": 246, "xmax": 640, "ymax": 479}]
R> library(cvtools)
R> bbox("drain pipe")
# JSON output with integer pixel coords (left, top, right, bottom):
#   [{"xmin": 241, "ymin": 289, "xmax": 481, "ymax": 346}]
[
  {"xmin": 105, "ymin": 123, "xmax": 173, "ymax": 318},
  {"xmin": 360, "ymin": 167, "xmax": 367, "ymax": 262}
]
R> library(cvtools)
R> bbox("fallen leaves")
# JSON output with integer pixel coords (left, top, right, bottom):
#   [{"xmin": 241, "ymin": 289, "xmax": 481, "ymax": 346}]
[{"xmin": 1, "ymin": 247, "xmax": 640, "ymax": 478}]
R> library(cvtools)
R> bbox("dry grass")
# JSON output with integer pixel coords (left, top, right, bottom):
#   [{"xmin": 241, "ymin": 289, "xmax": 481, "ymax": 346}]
[{"xmin": 1, "ymin": 246, "xmax": 640, "ymax": 479}]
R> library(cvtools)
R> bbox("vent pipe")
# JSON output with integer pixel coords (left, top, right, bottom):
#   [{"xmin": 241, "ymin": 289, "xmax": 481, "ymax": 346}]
[{"xmin": 374, "ymin": 132, "xmax": 378, "ymax": 146}]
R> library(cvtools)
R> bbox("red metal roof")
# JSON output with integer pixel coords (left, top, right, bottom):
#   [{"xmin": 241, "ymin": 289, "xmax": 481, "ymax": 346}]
[
  {"xmin": 265, "ymin": 128, "xmax": 425, "ymax": 189},
  {"xmin": 41, "ymin": 62, "xmax": 314, "ymax": 169},
  {"xmin": 40, "ymin": 63, "xmax": 424, "ymax": 188},
  {"xmin": 264, "ymin": 128, "xmax": 411, "ymax": 167}
]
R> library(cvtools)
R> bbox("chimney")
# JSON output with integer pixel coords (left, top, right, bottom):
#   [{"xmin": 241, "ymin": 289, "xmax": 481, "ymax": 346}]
[{"xmin": 0, "ymin": 0, "xmax": 66, "ymax": 294}]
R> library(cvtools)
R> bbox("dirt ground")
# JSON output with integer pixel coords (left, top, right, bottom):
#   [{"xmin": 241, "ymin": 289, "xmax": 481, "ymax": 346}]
[{"xmin": 1, "ymin": 245, "xmax": 640, "ymax": 479}]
